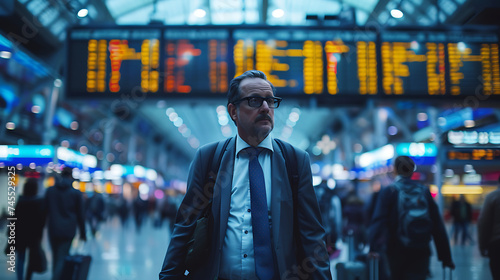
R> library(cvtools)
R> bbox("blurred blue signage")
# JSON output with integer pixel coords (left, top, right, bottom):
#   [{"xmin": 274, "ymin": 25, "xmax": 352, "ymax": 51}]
[
  {"xmin": 438, "ymin": 108, "xmax": 473, "ymax": 131},
  {"xmin": 57, "ymin": 147, "xmax": 97, "ymax": 170},
  {"xmin": 0, "ymin": 145, "xmax": 54, "ymax": 165},
  {"xmin": 358, "ymin": 144, "xmax": 394, "ymax": 170},
  {"xmin": 396, "ymin": 143, "xmax": 437, "ymax": 157},
  {"xmin": 396, "ymin": 143, "xmax": 437, "ymax": 165},
  {"xmin": 448, "ymin": 130, "xmax": 500, "ymax": 145}
]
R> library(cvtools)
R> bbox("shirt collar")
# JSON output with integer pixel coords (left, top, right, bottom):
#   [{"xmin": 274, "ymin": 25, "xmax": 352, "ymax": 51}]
[{"xmin": 236, "ymin": 133, "xmax": 274, "ymax": 157}]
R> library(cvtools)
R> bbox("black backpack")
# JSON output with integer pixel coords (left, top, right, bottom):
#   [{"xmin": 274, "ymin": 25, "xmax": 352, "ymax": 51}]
[{"xmin": 395, "ymin": 180, "xmax": 433, "ymax": 248}]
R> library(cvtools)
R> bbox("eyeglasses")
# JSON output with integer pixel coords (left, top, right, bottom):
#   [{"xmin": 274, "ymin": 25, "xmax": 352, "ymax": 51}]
[{"xmin": 232, "ymin": 96, "xmax": 282, "ymax": 108}]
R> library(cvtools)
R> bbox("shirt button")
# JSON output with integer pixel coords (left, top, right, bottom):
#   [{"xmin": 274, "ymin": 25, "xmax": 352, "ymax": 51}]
[
  {"xmin": 243, "ymin": 254, "xmax": 248, "ymax": 258},
  {"xmin": 244, "ymin": 230, "xmax": 248, "ymax": 234},
  {"xmin": 247, "ymin": 209, "xmax": 251, "ymax": 212}
]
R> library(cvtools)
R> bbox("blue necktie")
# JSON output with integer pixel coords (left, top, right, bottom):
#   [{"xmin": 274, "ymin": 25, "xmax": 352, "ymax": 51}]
[{"xmin": 247, "ymin": 147, "xmax": 275, "ymax": 280}]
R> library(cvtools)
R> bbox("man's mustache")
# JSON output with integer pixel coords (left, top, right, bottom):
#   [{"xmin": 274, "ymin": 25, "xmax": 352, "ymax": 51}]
[{"xmin": 255, "ymin": 115, "xmax": 272, "ymax": 123}]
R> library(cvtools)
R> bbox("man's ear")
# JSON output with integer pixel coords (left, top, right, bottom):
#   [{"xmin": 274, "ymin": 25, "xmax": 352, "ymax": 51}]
[{"xmin": 227, "ymin": 103, "xmax": 238, "ymax": 123}]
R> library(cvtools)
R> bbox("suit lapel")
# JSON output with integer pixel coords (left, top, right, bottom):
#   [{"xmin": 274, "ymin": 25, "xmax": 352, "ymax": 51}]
[{"xmin": 214, "ymin": 137, "xmax": 236, "ymax": 248}]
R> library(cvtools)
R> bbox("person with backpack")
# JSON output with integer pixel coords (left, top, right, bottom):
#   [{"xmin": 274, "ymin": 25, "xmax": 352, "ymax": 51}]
[
  {"xmin": 160, "ymin": 70, "xmax": 332, "ymax": 279},
  {"xmin": 369, "ymin": 156, "xmax": 455, "ymax": 280},
  {"xmin": 477, "ymin": 175, "xmax": 500, "ymax": 280}
]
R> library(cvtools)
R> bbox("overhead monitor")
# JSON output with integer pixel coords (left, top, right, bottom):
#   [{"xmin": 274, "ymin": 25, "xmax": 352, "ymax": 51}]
[{"xmin": 66, "ymin": 25, "xmax": 500, "ymax": 100}]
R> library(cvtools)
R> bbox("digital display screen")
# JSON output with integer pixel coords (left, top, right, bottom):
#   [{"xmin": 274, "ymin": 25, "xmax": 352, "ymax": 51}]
[
  {"xmin": 447, "ymin": 148, "xmax": 500, "ymax": 161},
  {"xmin": 164, "ymin": 29, "xmax": 229, "ymax": 95},
  {"xmin": 233, "ymin": 29, "xmax": 377, "ymax": 95},
  {"xmin": 66, "ymin": 26, "xmax": 500, "ymax": 99},
  {"xmin": 67, "ymin": 28, "xmax": 161, "ymax": 96},
  {"xmin": 446, "ymin": 32, "xmax": 500, "ymax": 96}
]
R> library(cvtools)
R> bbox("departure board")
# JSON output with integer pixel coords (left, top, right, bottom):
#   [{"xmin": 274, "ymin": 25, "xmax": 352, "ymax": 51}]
[
  {"xmin": 66, "ymin": 26, "xmax": 500, "ymax": 99},
  {"xmin": 446, "ymin": 32, "xmax": 500, "ymax": 96},
  {"xmin": 381, "ymin": 31, "xmax": 448, "ymax": 95},
  {"xmin": 448, "ymin": 148, "xmax": 500, "ymax": 161},
  {"xmin": 67, "ymin": 28, "xmax": 161, "ymax": 96},
  {"xmin": 233, "ymin": 29, "xmax": 377, "ymax": 95},
  {"xmin": 381, "ymin": 31, "xmax": 500, "ymax": 96},
  {"xmin": 164, "ymin": 29, "xmax": 229, "ymax": 95}
]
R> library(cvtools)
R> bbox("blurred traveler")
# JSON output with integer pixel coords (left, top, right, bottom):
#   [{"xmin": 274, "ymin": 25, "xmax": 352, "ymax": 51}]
[
  {"xmin": 160, "ymin": 70, "xmax": 331, "ymax": 279},
  {"xmin": 369, "ymin": 156, "xmax": 454, "ymax": 280},
  {"xmin": 365, "ymin": 179, "xmax": 382, "ymax": 224},
  {"xmin": 477, "ymin": 175, "xmax": 500, "ymax": 280},
  {"xmin": 316, "ymin": 180, "xmax": 342, "ymax": 258},
  {"xmin": 159, "ymin": 192, "xmax": 178, "ymax": 233},
  {"xmin": 342, "ymin": 189, "xmax": 366, "ymax": 253},
  {"xmin": 118, "ymin": 195, "xmax": 130, "ymax": 228},
  {"xmin": 10, "ymin": 178, "xmax": 46, "ymax": 280},
  {"xmin": 133, "ymin": 193, "xmax": 148, "ymax": 233},
  {"xmin": 450, "ymin": 194, "xmax": 473, "ymax": 245},
  {"xmin": 365, "ymin": 179, "xmax": 391, "ymax": 280},
  {"xmin": 45, "ymin": 167, "xmax": 86, "ymax": 280},
  {"xmin": 86, "ymin": 189, "xmax": 106, "ymax": 237}
]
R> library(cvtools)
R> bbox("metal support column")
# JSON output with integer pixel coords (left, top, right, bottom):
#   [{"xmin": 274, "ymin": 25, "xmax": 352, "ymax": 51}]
[
  {"xmin": 428, "ymin": 106, "xmax": 444, "ymax": 213},
  {"xmin": 146, "ymin": 136, "xmax": 157, "ymax": 169},
  {"xmin": 42, "ymin": 79, "xmax": 62, "ymax": 145},
  {"xmin": 127, "ymin": 120, "xmax": 138, "ymax": 165},
  {"xmin": 102, "ymin": 118, "xmax": 116, "ymax": 171},
  {"xmin": 374, "ymin": 107, "xmax": 388, "ymax": 148}
]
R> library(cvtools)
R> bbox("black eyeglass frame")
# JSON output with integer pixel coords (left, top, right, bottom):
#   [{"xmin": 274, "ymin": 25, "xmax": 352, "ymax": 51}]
[{"xmin": 231, "ymin": 96, "xmax": 283, "ymax": 108}]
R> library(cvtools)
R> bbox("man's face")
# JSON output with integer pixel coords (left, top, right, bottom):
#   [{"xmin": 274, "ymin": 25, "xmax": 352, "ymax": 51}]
[{"xmin": 228, "ymin": 78, "xmax": 275, "ymax": 145}]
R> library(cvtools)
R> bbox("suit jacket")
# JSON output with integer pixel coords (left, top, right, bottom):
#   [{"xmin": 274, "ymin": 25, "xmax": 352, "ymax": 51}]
[{"xmin": 160, "ymin": 137, "xmax": 332, "ymax": 280}]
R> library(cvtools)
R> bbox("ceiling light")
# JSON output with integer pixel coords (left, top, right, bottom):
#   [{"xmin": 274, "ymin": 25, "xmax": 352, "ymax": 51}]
[
  {"xmin": 464, "ymin": 120, "xmax": 475, "ymax": 128},
  {"xmin": 417, "ymin": 112, "xmax": 428, "ymax": 121},
  {"xmin": 0, "ymin": 51, "xmax": 12, "ymax": 59},
  {"xmin": 31, "ymin": 105, "xmax": 41, "ymax": 114},
  {"xmin": 77, "ymin": 9, "xmax": 89, "ymax": 18},
  {"xmin": 6, "ymin": 122, "xmax": 15, "ymax": 130},
  {"xmin": 194, "ymin": 9, "xmax": 206, "ymax": 18},
  {"xmin": 457, "ymin": 42, "xmax": 466, "ymax": 52},
  {"xmin": 70, "ymin": 121, "xmax": 79, "ymax": 130},
  {"xmin": 388, "ymin": 126, "xmax": 398, "ymax": 135},
  {"xmin": 54, "ymin": 79, "xmax": 62, "ymax": 87},
  {"xmin": 390, "ymin": 9, "xmax": 403, "ymax": 19},
  {"xmin": 272, "ymin": 9, "xmax": 285, "ymax": 18}
]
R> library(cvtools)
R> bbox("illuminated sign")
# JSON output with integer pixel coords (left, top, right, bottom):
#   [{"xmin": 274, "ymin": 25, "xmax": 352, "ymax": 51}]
[
  {"xmin": 0, "ymin": 145, "xmax": 54, "ymax": 165},
  {"xmin": 447, "ymin": 148, "xmax": 500, "ymax": 161},
  {"xmin": 358, "ymin": 144, "xmax": 394, "ymax": 169},
  {"xmin": 57, "ymin": 147, "xmax": 97, "ymax": 169},
  {"xmin": 68, "ymin": 28, "xmax": 161, "ymax": 96},
  {"xmin": 448, "ymin": 130, "xmax": 500, "ymax": 145},
  {"xmin": 463, "ymin": 174, "xmax": 482, "ymax": 185},
  {"xmin": 396, "ymin": 143, "xmax": 437, "ymax": 157},
  {"xmin": 66, "ymin": 26, "xmax": 500, "ymax": 99},
  {"xmin": 396, "ymin": 142, "xmax": 437, "ymax": 165}
]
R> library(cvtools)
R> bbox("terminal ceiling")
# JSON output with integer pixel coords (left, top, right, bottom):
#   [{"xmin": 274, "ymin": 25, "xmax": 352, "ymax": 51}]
[{"xmin": 1, "ymin": 0, "xmax": 499, "ymax": 169}]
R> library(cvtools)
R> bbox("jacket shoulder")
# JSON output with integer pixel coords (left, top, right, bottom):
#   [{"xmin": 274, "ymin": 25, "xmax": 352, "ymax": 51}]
[
  {"xmin": 198, "ymin": 137, "xmax": 232, "ymax": 154},
  {"xmin": 274, "ymin": 138, "xmax": 307, "ymax": 157}
]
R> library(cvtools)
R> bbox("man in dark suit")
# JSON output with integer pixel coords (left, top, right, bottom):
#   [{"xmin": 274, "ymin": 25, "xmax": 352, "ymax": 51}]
[
  {"xmin": 160, "ymin": 70, "xmax": 332, "ymax": 279},
  {"xmin": 45, "ymin": 167, "xmax": 86, "ymax": 280}
]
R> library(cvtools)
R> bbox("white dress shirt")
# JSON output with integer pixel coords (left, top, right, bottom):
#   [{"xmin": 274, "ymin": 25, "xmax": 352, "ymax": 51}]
[{"xmin": 219, "ymin": 134, "xmax": 273, "ymax": 280}]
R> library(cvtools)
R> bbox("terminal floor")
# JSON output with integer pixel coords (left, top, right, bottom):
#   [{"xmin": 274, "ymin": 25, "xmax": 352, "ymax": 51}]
[{"xmin": 0, "ymin": 218, "xmax": 493, "ymax": 280}]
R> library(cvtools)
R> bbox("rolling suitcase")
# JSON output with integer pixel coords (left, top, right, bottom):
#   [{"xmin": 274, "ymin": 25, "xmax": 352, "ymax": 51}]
[
  {"xmin": 367, "ymin": 252, "xmax": 379, "ymax": 280},
  {"xmin": 61, "ymin": 252, "xmax": 92, "ymax": 280},
  {"xmin": 336, "ymin": 230, "xmax": 367, "ymax": 280},
  {"xmin": 443, "ymin": 266, "xmax": 453, "ymax": 280},
  {"xmin": 336, "ymin": 261, "xmax": 366, "ymax": 280}
]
